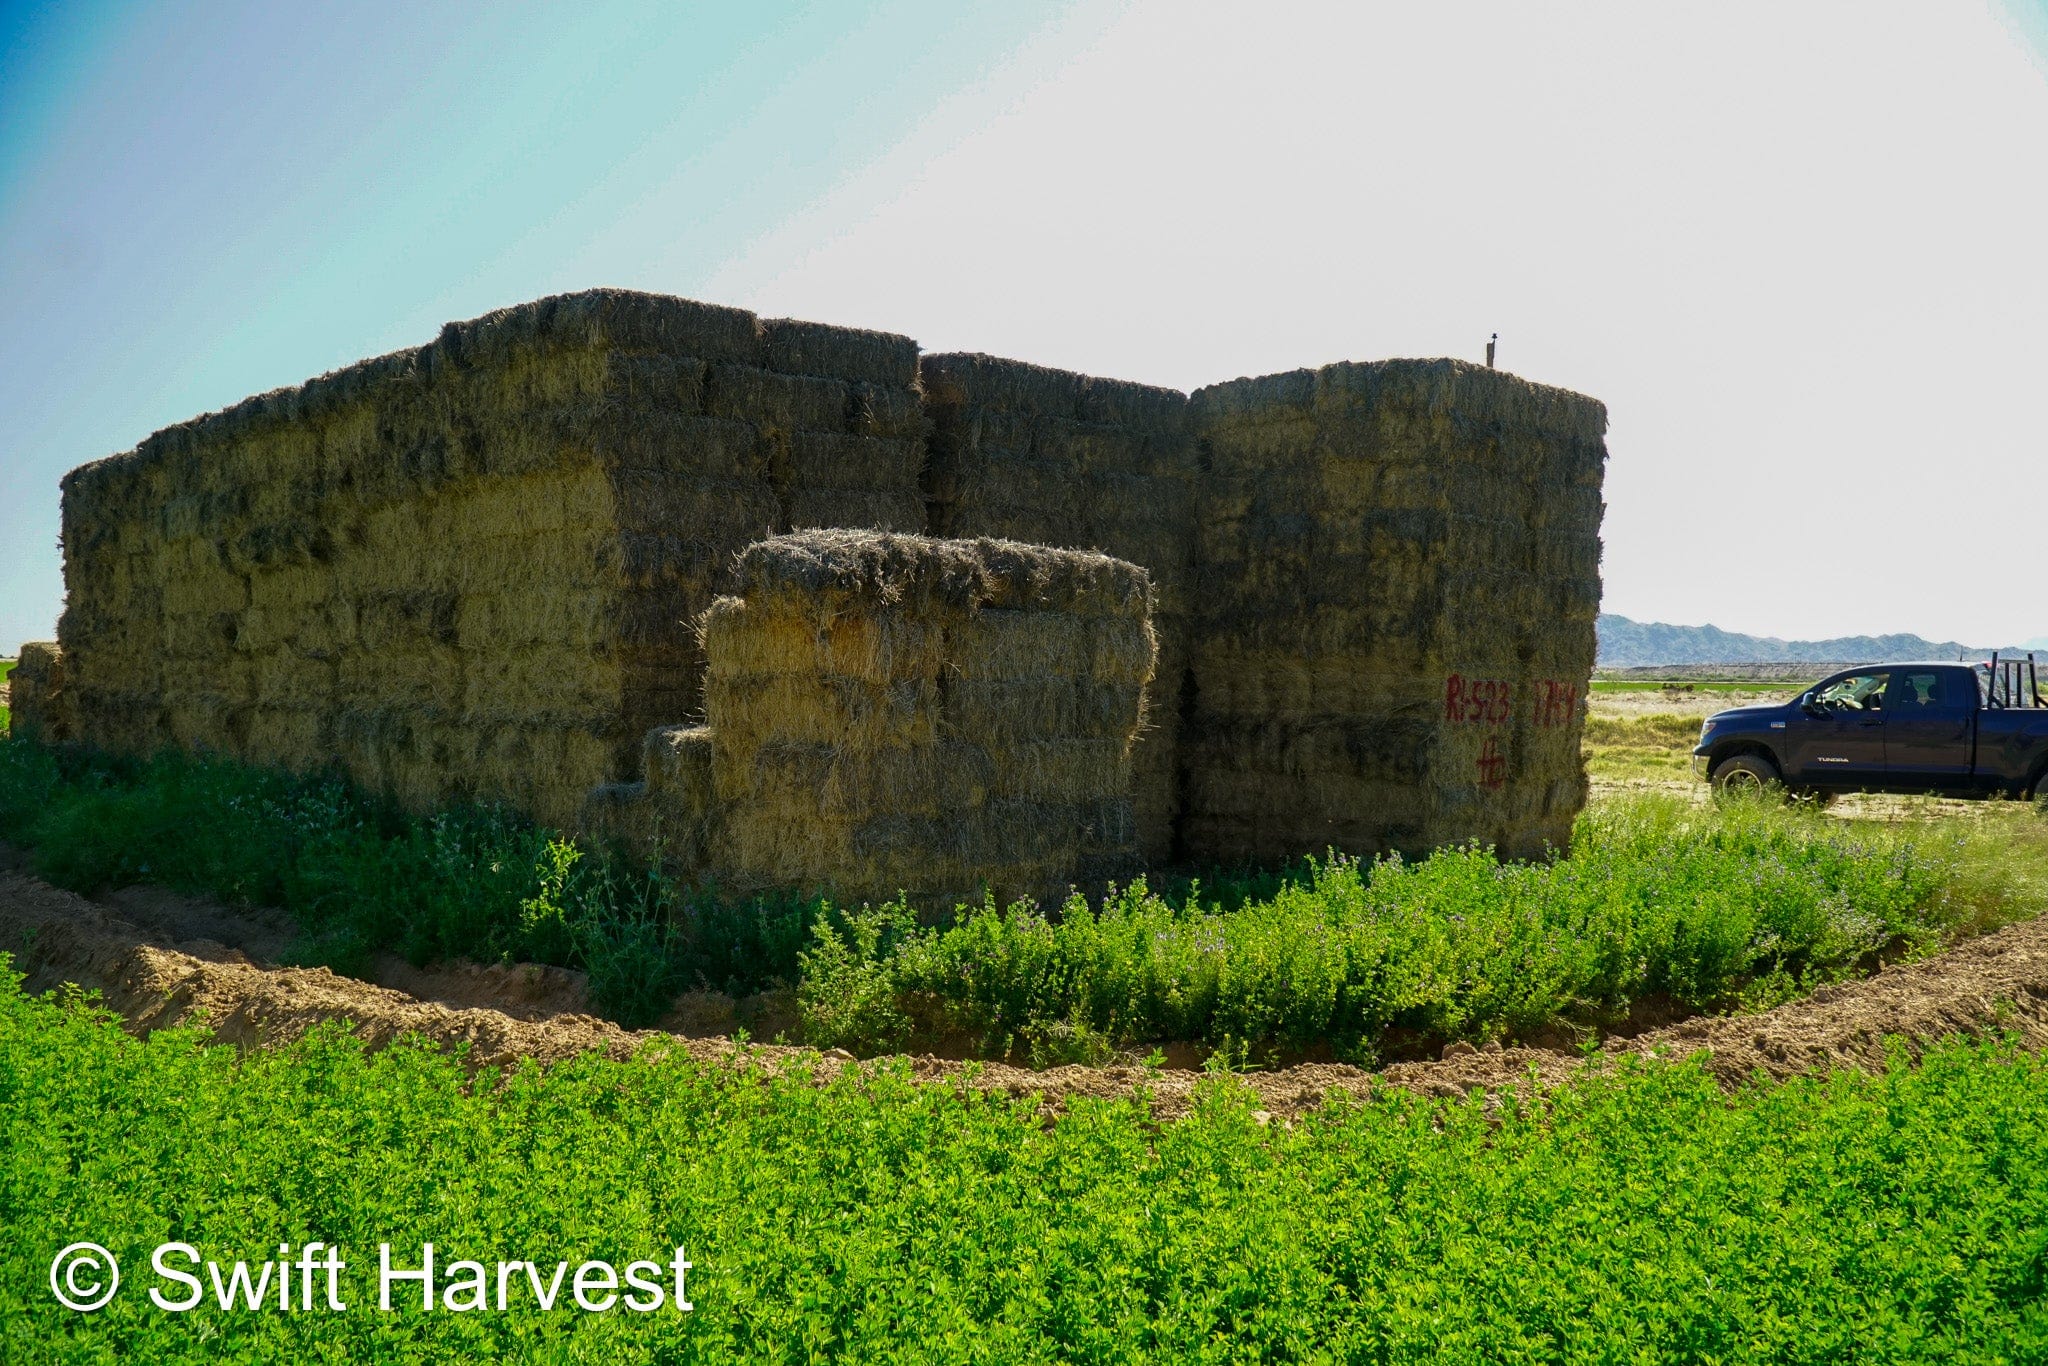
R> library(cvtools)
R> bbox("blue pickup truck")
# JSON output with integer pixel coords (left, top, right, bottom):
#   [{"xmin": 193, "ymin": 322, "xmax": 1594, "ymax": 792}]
[{"xmin": 1692, "ymin": 655, "xmax": 2048, "ymax": 798}]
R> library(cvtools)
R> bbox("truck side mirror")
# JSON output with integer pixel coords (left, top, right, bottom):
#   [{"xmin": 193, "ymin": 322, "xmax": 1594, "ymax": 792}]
[{"xmin": 1801, "ymin": 697, "xmax": 1825, "ymax": 717}]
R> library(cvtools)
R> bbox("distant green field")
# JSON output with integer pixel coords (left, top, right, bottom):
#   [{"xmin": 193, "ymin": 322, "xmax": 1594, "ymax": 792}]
[{"xmin": 1590, "ymin": 679, "xmax": 1763, "ymax": 694}]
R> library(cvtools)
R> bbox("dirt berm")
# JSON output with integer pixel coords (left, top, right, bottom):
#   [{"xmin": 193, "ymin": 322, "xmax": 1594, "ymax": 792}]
[{"xmin": 2, "ymin": 868, "xmax": 2045, "ymax": 1121}]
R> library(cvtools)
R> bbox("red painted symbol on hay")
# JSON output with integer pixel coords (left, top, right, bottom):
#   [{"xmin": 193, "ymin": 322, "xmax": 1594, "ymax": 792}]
[
  {"xmin": 1535, "ymin": 680, "xmax": 1579, "ymax": 729},
  {"xmin": 1475, "ymin": 737, "xmax": 1507, "ymax": 790},
  {"xmin": 1444, "ymin": 674, "xmax": 1511, "ymax": 726}
]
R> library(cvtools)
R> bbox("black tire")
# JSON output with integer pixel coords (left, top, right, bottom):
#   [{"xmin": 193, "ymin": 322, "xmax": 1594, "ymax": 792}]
[{"xmin": 1711, "ymin": 753, "xmax": 1781, "ymax": 795}]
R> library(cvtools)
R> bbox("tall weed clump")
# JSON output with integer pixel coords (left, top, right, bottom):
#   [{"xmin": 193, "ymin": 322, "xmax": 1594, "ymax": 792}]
[{"xmin": 802, "ymin": 792, "xmax": 2019, "ymax": 1060}]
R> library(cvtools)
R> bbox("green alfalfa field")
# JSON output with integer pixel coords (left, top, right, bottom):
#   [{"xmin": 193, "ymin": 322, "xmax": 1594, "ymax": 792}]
[{"xmin": 3, "ymin": 695, "xmax": 2048, "ymax": 1359}]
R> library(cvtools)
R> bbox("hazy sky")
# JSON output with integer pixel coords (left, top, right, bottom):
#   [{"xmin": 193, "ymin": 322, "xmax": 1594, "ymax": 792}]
[{"xmin": 5, "ymin": 0, "xmax": 2046, "ymax": 651}]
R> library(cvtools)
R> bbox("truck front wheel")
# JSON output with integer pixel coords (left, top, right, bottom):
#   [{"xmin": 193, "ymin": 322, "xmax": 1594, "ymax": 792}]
[{"xmin": 1712, "ymin": 753, "xmax": 1781, "ymax": 795}]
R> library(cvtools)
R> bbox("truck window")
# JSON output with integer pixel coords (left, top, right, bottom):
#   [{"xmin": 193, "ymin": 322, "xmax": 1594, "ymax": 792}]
[
  {"xmin": 1891, "ymin": 671, "xmax": 1947, "ymax": 710},
  {"xmin": 1814, "ymin": 673, "xmax": 1890, "ymax": 712}
]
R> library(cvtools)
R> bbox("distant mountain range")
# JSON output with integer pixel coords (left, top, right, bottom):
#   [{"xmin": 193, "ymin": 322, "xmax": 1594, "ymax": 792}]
[{"xmin": 1596, "ymin": 614, "xmax": 2047, "ymax": 668}]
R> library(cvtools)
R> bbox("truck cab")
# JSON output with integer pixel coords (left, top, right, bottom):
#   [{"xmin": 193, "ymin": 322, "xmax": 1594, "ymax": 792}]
[{"xmin": 1692, "ymin": 656, "xmax": 2048, "ymax": 799}]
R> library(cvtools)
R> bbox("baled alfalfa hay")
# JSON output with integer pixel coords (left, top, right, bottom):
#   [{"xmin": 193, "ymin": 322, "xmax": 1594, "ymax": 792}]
[
  {"xmin": 7, "ymin": 642, "xmax": 73, "ymax": 742},
  {"xmin": 1184, "ymin": 358, "xmax": 1606, "ymax": 863},
  {"xmin": 581, "ymin": 722, "xmax": 719, "ymax": 868},
  {"xmin": 918, "ymin": 353, "xmax": 1195, "ymax": 864},
  {"xmin": 692, "ymin": 529, "xmax": 1155, "ymax": 909},
  {"xmin": 55, "ymin": 289, "xmax": 927, "ymax": 830}
]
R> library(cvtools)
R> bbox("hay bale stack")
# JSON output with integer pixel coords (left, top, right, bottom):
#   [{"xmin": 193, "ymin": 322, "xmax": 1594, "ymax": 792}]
[
  {"xmin": 1185, "ymin": 359, "xmax": 1607, "ymax": 862},
  {"xmin": 918, "ymin": 354, "xmax": 1195, "ymax": 862},
  {"xmin": 56, "ymin": 290, "xmax": 925, "ymax": 828},
  {"xmin": 695, "ymin": 530, "xmax": 1155, "ymax": 908},
  {"xmin": 8, "ymin": 642, "xmax": 73, "ymax": 741}
]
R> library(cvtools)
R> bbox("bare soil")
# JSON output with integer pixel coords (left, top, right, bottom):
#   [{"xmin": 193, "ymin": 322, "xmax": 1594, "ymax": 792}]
[{"xmin": 2, "ymin": 865, "xmax": 2044, "ymax": 1121}]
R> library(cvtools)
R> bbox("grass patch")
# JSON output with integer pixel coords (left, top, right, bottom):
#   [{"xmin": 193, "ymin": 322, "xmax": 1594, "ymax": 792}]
[
  {"xmin": 3, "ymin": 972, "xmax": 2047, "ymax": 1360},
  {"xmin": 1584, "ymin": 710, "xmax": 1704, "ymax": 783},
  {"xmin": 1590, "ymin": 678, "xmax": 1766, "ymax": 694}
]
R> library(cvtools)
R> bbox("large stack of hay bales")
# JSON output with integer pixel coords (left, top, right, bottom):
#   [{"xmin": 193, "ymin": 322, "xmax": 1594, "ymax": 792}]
[
  {"xmin": 918, "ymin": 355, "xmax": 1195, "ymax": 862},
  {"xmin": 1183, "ymin": 360, "xmax": 1607, "ymax": 862},
  {"xmin": 6, "ymin": 643, "xmax": 71, "ymax": 741},
  {"xmin": 691, "ymin": 530, "xmax": 1155, "ymax": 907},
  {"xmin": 56, "ymin": 290, "xmax": 923, "ymax": 826},
  {"xmin": 46, "ymin": 283, "xmax": 1608, "ymax": 889}
]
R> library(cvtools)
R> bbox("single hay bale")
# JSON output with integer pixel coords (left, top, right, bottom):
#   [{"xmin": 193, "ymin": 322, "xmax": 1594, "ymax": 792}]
[
  {"xmin": 580, "ymin": 724, "xmax": 717, "ymax": 866},
  {"xmin": 758, "ymin": 317, "xmax": 920, "ymax": 388},
  {"xmin": 704, "ymin": 365, "xmax": 852, "ymax": 431}
]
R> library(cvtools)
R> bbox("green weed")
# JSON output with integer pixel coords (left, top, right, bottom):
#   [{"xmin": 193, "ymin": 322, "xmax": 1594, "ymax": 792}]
[{"xmin": 799, "ymin": 791, "xmax": 2033, "ymax": 1058}]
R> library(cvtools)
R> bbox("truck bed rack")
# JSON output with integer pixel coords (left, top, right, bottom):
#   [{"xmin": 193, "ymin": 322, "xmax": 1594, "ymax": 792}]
[{"xmin": 1982, "ymin": 652, "xmax": 2046, "ymax": 710}]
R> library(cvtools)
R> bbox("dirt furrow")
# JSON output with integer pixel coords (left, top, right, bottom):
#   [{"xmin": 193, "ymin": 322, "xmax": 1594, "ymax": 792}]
[{"xmin": 4, "ymin": 868, "xmax": 2046, "ymax": 1120}]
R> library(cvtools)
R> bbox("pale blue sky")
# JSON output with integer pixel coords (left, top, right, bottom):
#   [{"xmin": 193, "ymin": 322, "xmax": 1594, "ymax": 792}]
[
  {"xmin": 5, "ymin": 1, "xmax": 2048, "ymax": 650},
  {"xmin": 0, "ymin": 0, "xmax": 1089, "ymax": 648}
]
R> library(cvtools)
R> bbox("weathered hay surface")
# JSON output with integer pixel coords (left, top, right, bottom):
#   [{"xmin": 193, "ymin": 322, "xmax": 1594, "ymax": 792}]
[
  {"xmin": 56, "ymin": 290, "xmax": 923, "ymax": 827},
  {"xmin": 919, "ymin": 354, "xmax": 1195, "ymax": 863},
  {"xmin": 1184, "ymin": 359, "xmax": 1608, "ymax": 862},
  {"xmin": 8, "ymin": 642, "xmax": 72, "ymax": 741},
  {"xmin": 681, "ymin": 530, "xmax": 1155, "ymax": 908}
]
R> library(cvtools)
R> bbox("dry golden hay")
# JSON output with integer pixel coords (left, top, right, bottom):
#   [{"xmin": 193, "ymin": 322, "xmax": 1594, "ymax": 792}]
[
  {"xmin": 628, "ymin": 530, "xmax": 1158, "ymax": 909},
  {"xmin": 54, "ymin": 290, "xmax": 926, "ymax": 830},
  {"xmin": 1183, "ymin": 358, "xmax": 1607, "ymax": 865},
  {"xmin": 49, "ymin": 280, "xmax": 1610, "ymax": 886},
  {"xmin": 918, "ymin": 352, "xmax": 1195, "ymax": 864}
]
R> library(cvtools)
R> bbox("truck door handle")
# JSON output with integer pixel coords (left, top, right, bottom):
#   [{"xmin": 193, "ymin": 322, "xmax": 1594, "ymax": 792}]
[{"xmin": 1859, "ymin": 720, "xmax": 1882, "ymax": 728}]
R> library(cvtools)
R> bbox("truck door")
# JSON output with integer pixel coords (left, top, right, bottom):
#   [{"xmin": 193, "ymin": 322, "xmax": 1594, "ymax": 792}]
[
  {"xmin": 1784, "ymin": 670, "xmax": 1889, "ymax": 785},
  {"xmin": 1882, "ymin": 667, "xmax": 1974, "ymax": 788}
]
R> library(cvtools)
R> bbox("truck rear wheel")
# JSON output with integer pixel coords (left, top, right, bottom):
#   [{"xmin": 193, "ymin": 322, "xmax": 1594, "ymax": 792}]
[{"xmin": 1712, "ymin": 753, "xmax": 1781, "ymax": 795}]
